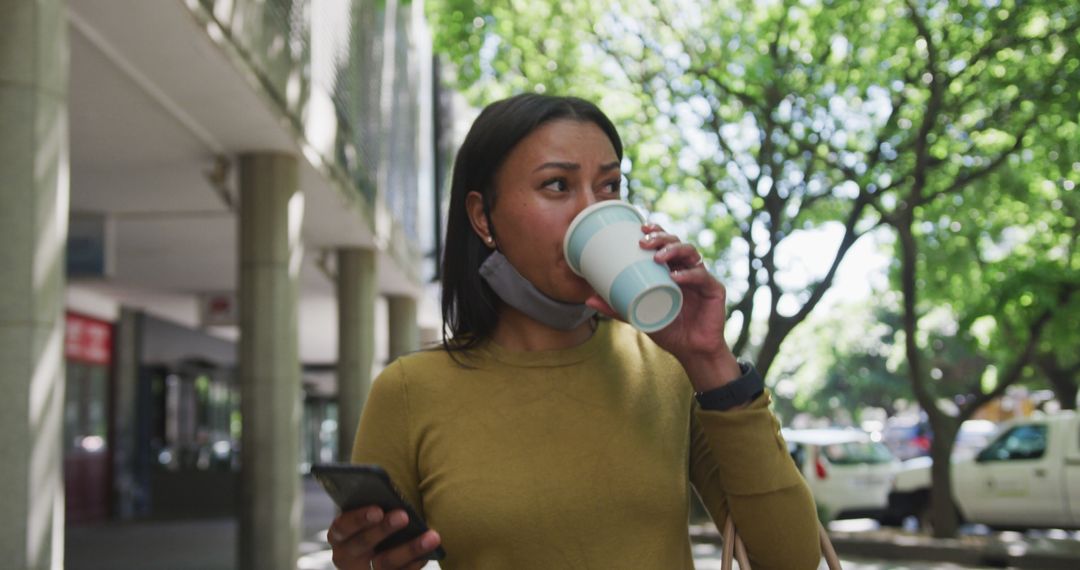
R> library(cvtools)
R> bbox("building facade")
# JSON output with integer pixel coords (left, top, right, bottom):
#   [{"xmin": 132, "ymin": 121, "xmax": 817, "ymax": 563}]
[{"xmin": 1, "ymin": 1, "xmax": 452, "ymax": 568}]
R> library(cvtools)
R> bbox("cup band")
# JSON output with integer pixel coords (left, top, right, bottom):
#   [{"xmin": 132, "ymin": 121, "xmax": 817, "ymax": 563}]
[
  {"xmin": 564, "ymin": 202, "xmax": 644, "ymax": 274},
  {"xmin": 608, "ymin": 259, "xmax": 683, "ymax": 332}
]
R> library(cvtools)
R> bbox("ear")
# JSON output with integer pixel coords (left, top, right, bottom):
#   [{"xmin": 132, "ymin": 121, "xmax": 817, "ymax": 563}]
[{"xmin": 465, "ymin": 191, "xmax": 497, "ymax": 249}]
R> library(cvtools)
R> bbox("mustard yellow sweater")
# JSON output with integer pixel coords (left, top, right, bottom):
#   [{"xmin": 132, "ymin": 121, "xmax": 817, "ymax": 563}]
[{"xmin": 352, "ymin": 320, "xmax": 820, "ymax": 569}]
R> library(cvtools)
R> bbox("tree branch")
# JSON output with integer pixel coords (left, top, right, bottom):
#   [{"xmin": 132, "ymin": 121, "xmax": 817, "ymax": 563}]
[
  {"xmin": 964, "ymin": 283, "xmax": 1077, "ymax": 415},
  {"xmin": 897, "ymin": 215, "xmax": 945, "ymax": 419},
  {"xmin": 706, "ymin": 108, "xmax": 756, "ymax": 197},
  {"xmin": 905, "ymin": 0, "xmax": 947, "ymax": 206},
  {"xmin": 920, "ymin": 115, "xmax": 1037, "ymax": 206},
  {"xmin": 952, "ymin": 18, "xmax": 1080, "ymax": 85},
  {"xmin": 790, "ymin": 197, "xmax": 874, "ymax": 328}
]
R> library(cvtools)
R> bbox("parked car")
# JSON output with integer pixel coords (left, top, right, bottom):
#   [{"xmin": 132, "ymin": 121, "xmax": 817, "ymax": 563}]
[
  {"xmin": 783, "ymin": 428, "xmax": 901, "ymax": 521},
  {"xmin": 882, "ymin": 417, "xmax": 999, "ymax": 462},
  {"xmin": 885, "ymin": 412, "xmax": 1080, "ymax": 530},
  {"xmin": 882, "ymin": 417, "xmax": 932, "ymax": 461}
]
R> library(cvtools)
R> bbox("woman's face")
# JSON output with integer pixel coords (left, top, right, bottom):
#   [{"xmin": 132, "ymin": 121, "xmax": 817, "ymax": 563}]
[{"xmin": 468, "ymin": 119, "xmax": 623, "ymax": 304}]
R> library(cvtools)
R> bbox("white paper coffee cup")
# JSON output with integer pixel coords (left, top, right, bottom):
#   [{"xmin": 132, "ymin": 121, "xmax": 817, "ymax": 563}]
[{"xmin": 563, "ymin": 201, "xmax": 683, "ymax": 332}]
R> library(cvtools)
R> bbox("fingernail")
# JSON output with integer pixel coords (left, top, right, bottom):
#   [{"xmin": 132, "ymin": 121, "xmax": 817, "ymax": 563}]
[
  {"xmin": 421, "ymin": 532, "xmax": 438, "ymax": 549},
  {"xmin": 390, "ymin": 512, "xmax": 408, "ymax": 527},
  {"xmin": 366, "ymin": 508, "xmax": 382, "ymax": 522}
]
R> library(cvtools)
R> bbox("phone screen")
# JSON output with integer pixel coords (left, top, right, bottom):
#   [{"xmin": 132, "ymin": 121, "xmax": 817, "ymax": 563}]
[{"xmin": 311, "ymin": 463, "xmax": 446, "ymax": 560}]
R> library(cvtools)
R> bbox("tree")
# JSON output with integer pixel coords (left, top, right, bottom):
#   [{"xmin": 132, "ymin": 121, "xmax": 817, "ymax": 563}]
[{"xmin": 873, "ymin": 0, "xmax": 1080, "ymax": 535}]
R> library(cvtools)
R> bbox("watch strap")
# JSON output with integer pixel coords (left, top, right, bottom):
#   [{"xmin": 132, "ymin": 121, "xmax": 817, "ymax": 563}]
[{"xmin": 695, "ymin": 361, "xmax": 765, "ymax": 411}]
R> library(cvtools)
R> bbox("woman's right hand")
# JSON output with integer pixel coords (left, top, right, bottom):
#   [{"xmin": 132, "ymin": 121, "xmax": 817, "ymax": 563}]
[{"xmin": 327, "ymin": 507, "xmax": 442, "ymax": 569}]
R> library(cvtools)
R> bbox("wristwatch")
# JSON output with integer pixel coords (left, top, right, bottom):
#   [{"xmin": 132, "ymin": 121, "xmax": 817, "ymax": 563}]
[{"xmin": 695, "ymin": 361, "xmax": 765, "ymax": 411}]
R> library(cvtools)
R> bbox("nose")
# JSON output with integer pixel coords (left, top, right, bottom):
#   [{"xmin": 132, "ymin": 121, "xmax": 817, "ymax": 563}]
[{"xmin": 574, "ymin": 185, "xmax": 603, "ymax": 214}]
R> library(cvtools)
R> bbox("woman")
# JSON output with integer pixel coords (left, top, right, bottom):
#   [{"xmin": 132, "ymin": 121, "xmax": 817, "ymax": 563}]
[{"xmin": 326, "ymin": 94, "xmax": 821, "ymax": 569}]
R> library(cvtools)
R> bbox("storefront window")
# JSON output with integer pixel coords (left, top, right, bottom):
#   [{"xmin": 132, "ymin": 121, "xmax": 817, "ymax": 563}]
[
  {"xmin": 301, "ymin": 398, "xmax": 338, "ymax": 473},
  {"xmin": 64, "ymin": 363, "xmax": 109, "ymax": 452},
  {"xmin": 150, "ymin": 363, "xmax": 238, "ymax": 472},
  {"xmin": 63, "ymin": 312, "xmax": 113, "ymax": 523}
]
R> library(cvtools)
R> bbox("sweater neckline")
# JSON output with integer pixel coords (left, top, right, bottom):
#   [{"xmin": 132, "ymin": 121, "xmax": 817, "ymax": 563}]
[{"xmin": 480, "ymin": 319, "xmax": 612, "ymax": 368}]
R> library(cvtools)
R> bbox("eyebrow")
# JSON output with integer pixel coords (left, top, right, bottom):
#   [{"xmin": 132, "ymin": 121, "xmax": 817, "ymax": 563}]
[{"xmin": 533, "ymin": 161, "xmax": 621, "ymax": 173}]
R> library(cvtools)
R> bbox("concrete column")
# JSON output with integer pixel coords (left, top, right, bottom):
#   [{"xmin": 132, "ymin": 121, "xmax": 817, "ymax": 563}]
[
  {"xmin": 0, "ymin": 1, "xmax": 68, "ymax": 568},
  {"xmin": 387, "ymin": 295, "xmax": 419, "ymax": 362},
  {"xmin": 111, "ymin": 308, "xmax": 141, "ymax": 519},
  {"xmin": 336, "ymin": 248, "xmax": 377, "ymax": 461},
  {"xmin": 237, "ymin": 153, "xmax": 303, "ymax": 570}
]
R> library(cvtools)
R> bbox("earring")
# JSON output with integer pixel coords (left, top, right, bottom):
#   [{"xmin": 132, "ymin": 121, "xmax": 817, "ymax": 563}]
[{"xmin": 486, "ymin": 236, "xmax": 495, "ymax": 245}]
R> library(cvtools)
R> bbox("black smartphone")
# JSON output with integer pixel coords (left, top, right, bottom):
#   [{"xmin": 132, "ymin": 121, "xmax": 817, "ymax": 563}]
[{"xmin": 311, "ymin": 463, "xmax": 446, "ymax": 561}]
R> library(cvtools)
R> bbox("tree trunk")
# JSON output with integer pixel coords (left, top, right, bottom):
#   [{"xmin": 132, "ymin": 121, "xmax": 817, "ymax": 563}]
[
  {"xmin": 927, "ymin": 416, "xmax": 961, "ymax": 537},
  {"xmin": 1040, "ymin": 354, "xmax": 1079, "ymax": 410},
  {"xmin": 1052, "ymin": 379, "xmax": 1079, "ymax": 410},
  {"xmin": 755, "ymin": 317, "xmax": 795, "ymax": 378},
  {"xmin": 895, "ymin": 213, "xmax": 965, "ymax": 538}
]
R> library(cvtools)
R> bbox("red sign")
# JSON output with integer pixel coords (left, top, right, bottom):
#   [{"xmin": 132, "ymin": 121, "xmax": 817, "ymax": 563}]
[
  {"xmin": 199, "ymin": 292, "xmax": 238, "ymax": 327},
  {"xmin": 65, "ymin": 312, "xmax": 113, "ymax": 366}
]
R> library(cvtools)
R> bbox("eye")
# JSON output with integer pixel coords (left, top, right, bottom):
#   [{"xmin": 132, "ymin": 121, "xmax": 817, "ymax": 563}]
[
  {"xmin": 601, "ymin": 178, "xmax": 622, "ymax": 194},
  {"xmin": 541, "ymin": 177, "xmax": 569, "ymax": 192}
]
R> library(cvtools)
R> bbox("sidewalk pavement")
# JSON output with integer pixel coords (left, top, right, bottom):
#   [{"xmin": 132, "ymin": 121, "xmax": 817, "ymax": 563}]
[
  {"xmin": 829, "ymin": 528, "xmax": 1080, "ymax": 570},
  {"xmin": 66, "ymin": 477, "xmax": 342, "ymax": 570},
  {"xmin": 67, "ymin": 480, "xmax": 1080, "ymax": 570},
  {"xmin": 690, "ymin": 522, "xmax": 1080, "ymax": 570}
]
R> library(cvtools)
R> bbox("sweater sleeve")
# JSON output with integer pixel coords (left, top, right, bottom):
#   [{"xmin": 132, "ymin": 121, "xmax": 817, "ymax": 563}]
[
  {"xmin": 349, "ymin": 360, "xmax": 424, "ymax": 517},
  {"xmin": 689, "ymin": 390, "xmax": 821, "ymax": 570}
]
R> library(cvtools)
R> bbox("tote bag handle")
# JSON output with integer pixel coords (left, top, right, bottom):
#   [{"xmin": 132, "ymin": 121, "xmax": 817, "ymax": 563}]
[{"xmin": 720, "ymin": 515, "xmax": 842, "ymax": 570}]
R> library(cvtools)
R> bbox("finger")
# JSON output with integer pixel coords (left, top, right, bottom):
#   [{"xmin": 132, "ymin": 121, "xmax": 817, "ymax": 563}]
[
  {"xmin": 331, "ymin": 520, "xmax": 380, "ymax": 570},
  {"xmin": 371, "ymin": 530, "xmax": 441, "ymax": 569},
  {"xmin": 328, "ymin": 507, "xmax": 384, "ymax": 546},
  {"xmin": 639, "ymin": 230, "xmax": 680, "ymax": 251},
  {"xmin": 585, "ymin": 294, "xmax": 620, "ymax": 320},
  {"xmin": 335, "ymin": 509, "xmax": 410, "ymax": 564},
  {"xmin": 671, "ymin": 266, "xmax": 726, "ymax": 298},
  {"xmin": 642, "ymin": 222, "xmax": 667, "ymax": 235},
  {"xmin": 654, "ymin": 243, "xmax": 702, "ymax": 268}
]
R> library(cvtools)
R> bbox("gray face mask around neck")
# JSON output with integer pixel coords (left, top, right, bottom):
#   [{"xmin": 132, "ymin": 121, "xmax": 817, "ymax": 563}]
[{"xmin": 479, "ymin": 250, "xmax": 597, "ymax": 331}]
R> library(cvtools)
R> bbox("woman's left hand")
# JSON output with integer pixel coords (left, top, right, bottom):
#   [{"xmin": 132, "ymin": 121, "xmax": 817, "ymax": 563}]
[{"xmin": 585, "ymin": 223, "xmax": 741, "ymax": 391}]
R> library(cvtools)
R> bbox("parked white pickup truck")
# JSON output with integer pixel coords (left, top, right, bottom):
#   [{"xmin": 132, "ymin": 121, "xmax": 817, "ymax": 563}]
[{"xmin": 884, "ymin": 411, "xmax": 1080, "ymax": 529}]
